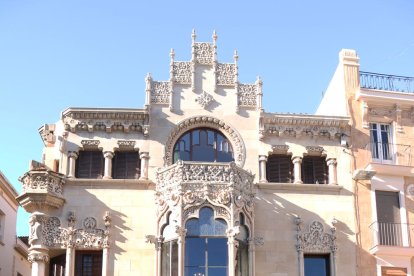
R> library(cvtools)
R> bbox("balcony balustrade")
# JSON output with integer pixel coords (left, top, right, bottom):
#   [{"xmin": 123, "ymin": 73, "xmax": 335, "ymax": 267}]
[
  {"xmin": 360, "ymin": 71, "xmax": 414, "ymax": 93},
  {"xmin": 369, "ymin": 221, "xmax": 414, "ymax": 256}
]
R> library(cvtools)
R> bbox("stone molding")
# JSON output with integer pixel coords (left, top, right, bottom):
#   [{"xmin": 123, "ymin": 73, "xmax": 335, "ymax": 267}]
[
  {"xmin": 62, "ymin": 108, "xmax": 148, "ymax": 134},
  {"xmin": 164, "ymin": 115, "xmax": 246, "ymax": 167},
  {"xmin": 81, "ymin": 139, "xmax": 100, "ymax": 148}
]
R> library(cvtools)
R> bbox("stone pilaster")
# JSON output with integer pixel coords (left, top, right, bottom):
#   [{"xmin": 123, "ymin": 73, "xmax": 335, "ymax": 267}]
[
  {"xmin": 103, "ymin": 151, "xmax": 114, "ymax": 179},
  {"xmin": 327, "ymin": 158, "xmax": 338, "ymax": 185},
  {"xmin": 67, "ymin": 151, "xmax": 78, "ymax": 178},
  {"xmin": 292, "ymin": 156, "xmax": 303, "ymax": 184},
  {"xmin": 258, "ymin": 155, "xmax": 268, "ymax": 183}
]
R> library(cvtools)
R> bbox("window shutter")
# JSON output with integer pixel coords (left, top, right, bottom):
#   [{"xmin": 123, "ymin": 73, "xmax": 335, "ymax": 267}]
[
  {"xmin": 113, "ymin": 152, "xmax": 140, "ymax": 179},
  {"xmin": 266, "ymin": 155, "xmax": 292, "ymax": 183},
  {"xmin": 302, "ymin": 156, "xmax": 328, "ymax": 184},
  {"xmin": 75, "ymin": 151, "xmax": 104, "ymax": 179}
]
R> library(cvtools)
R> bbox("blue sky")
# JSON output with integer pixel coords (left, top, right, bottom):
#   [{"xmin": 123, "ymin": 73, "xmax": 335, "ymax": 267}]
[{"xmin": 1, "ymin": 0, "xmax": 413, "ymax": 236}]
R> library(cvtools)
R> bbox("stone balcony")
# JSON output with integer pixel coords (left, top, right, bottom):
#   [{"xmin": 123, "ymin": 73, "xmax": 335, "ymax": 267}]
[
  {"xmin": 155, "ymin": 161, "xmax": 255, "ymax": 208},
  {"xmin": 17, "ymin": 161, "xmax": 65, "ymax": 213}
]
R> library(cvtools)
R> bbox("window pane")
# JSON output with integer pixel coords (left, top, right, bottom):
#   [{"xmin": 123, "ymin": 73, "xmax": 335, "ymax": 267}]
[
  {"xmin": 207, "ymin": 238, "xmax": 228, "ymax": 266},
  {"xmin": 113, "ymin": 152, "xmax": 140, "ymax": 179},
  {"xmin": 185, "ymin": 267, "xmax": 205, "ymax": 276},
  {"xmin": 304, "ymin": 255, "xmax": 330, "ymax": 276},
  {"xmin": 76, "ymin": 151, "xmax": 104, "ymax": 179},
  {"xmin": 208, "ymin": 268, "xmax": 227, "ymax": 276},
  {"xmin": 185, "ymin": 238, "xmax": 205, "ymax": 267}
]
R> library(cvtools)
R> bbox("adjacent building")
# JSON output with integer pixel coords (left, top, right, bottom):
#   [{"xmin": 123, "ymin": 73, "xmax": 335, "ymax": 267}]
[
  {"xmin": 17, "ymin": 31, "xmax": 414, "ymax": 276},
  {"xmin": 0, "ymin": 171, "xmax": 31, "ymax": 276},
  {"xmin": 318, "ymin": 49, "xmax": 414, "ymax": 275}
]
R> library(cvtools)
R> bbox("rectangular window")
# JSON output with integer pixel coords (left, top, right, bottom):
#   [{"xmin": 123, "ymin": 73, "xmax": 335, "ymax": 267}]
[
  {"xmin": 266, "ymin": 155, "xmax": 293, "ymax": 183},
  {"xmin": 75, "ymin": 250, "xmax": 102, "ymax": 276},
  {"xmin": 161, "ymin": 240, "xmax": 178, "ymax": 276},
  {"xmin": 375, "ymin": 191, "xmax": 402, "ymax": 246},
  {"xmin": 381, "ymin": 266, "xmax": 407, "ymax": 276},
  {"xmin": 304, "ymin": 254, "xmax": 330, "ymax": 276},
  {"xmin": 370, "ymin": 123, "xmax": 393, "ymax": 162},
  {"xmin": 75, "ymin": 151, "xmax": 104, "ymax": 179},
  {"xmin": 302, "ymin": 156, "xmax": 328, "ymax": 184},
  {"xmin": 112, "ymin": 151, "xmax": 140, "ymax": 179}
]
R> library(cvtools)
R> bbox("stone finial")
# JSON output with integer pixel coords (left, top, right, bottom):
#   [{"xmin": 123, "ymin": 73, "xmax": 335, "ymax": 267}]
[
  {"xmin": 170, "ymin": 48, "xmax": 175, "ymax": 61},
  {"xmin": 255, "ymin": 76, "xmax": 263, "ymax": 86},
  {"xmin": 233, "ymin": 49, "xmax": 239, "ymax": 62},
  {"xmin": 191, "ymin": 29, "xmax": 196, "ymax": 43},
  {"xmin": 212, "ymin": 30, "xmax": 218, "ymax": 43}
]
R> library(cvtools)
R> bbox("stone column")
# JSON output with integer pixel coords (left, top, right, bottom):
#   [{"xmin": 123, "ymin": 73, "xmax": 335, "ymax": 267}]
[
  {"xmin": 248, "ymin": 238, "xmax": 255, "ymax": 276},
  {"xmin": 176, "ymin": 227, "xmax": 187, "ymax": 276},
  {"xmin": 28, "ymin": 250, "xmax": 49, "ymax": 276},
  {"xmin": 226, "ymin": 227, "xmax": 239, "ymax": 276},
  {"xmin": 65, "ymin": 245, "xmax": 75, "ymax": 276},
  {"xmin": 67, "ymin": 151, "xmax": 78, "ymax": 178},
  {"xmin": 139, "ymin": 152, "xmax": 150, "ymax": 180},
  {"xmin": 327, "ymin": 158, "xmax": 337, "ymax": 185},
  {"xmin": 292, "ymin": 156, "xmax": 303, "ymax": 184},
  {"xmin": 155, "ymin": 236, "xmax": 163, "ymax": 276},
  {"xmin": 102, "ymin": 246, "xmax": 109, "ymax": 276},
  {"xmin": 103, "ymin": 151, "xmax": 114, "ymax": 179},
  {"xmin": 258, "ymin": 155, "xmax": 268, "ymax": 183}
]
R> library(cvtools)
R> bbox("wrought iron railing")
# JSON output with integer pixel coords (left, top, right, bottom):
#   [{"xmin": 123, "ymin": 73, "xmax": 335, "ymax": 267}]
[
  {"xmin": 365, "ymin": 143, "xmax": 411, "ymax": 166},
  {"xmin": 360, "ymin": 71, "xmax": 414, "ymax": 93},
  {"xmin": 369, "ymin": 221, "xmax": 414, "ymax": 247}
]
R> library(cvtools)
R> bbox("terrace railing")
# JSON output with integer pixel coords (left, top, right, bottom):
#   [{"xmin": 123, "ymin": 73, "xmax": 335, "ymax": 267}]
[{"xmin": 360, "ymin": 71, "xmax": 414, "ymax": 93}]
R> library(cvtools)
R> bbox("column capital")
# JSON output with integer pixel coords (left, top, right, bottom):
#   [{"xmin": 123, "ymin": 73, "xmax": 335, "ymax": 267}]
[
  {"xmin": 292, "ymin": 156, "xmax": 303, "ymax": 164},
  {"xmin": 68, "ymin": 151, "xmax": 79, "ymax": 159},
  {"xmin": 258, "ymin": 155, "xmax": 268, "ymax": 162},
  {"xmin": 28, "ymin": 251, "xmax": 50, "ymax": 264},
  {"xmin": 326, "ymin": 158, "xmax": 337, "ymax": 166},
  {"xmin": 103, "ymin": 151, "xmax": 114, "ymax": 159},
  {"xmin": 140, "ymin": 151, "xmax": 150, "ymax": 160}
]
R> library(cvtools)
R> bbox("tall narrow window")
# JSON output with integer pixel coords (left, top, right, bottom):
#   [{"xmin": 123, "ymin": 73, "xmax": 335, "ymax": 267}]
[
  {"xmin": 50, "ymin": 253, "xmax": 66, "ymax": 276},
  {"xmin": 75, "ymin": 151, "xmax": 104, "ymax": 179},
  {"xmin": 302, "ymin": 156, "xmax": 328, "ymax": 184},
  {"xmin": 375, "ymin": 191, "xmax": 402, "ymax": 246},
  {"xmin": 161, "ymin": 240, "xmax": 178, "ymax": 276},
  {"xmin": 185, "ymin": 207, "xmax": 228, "ymax": 276},
  {"xmin": 370, "ymin": 123, "xmax": 392, "ymax": 162},
  {"xmin": 304, "ymin": 254, "xmax": 330, "ymax": 276},
  {"xmin": 173, "ymin": 128, "xmax": 234, "ymax": 163},
  {"xmin": 266, "ymin": 154, "xmax": 293, "ymax": 183},
  {"xmin": 236, "ymin": 214, "xmax": 249, "ymax": 276},
  {"xmin": 112, "ymin": 151, "xmax": 140, "ymax": 179},
  {"xmin": 75, "ymin": 251, "xmax": 102, "ymax": 276}
]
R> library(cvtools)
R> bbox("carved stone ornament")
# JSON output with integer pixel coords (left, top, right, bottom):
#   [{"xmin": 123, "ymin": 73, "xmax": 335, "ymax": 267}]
[
  {"xmin": 407, "ymin": 184, "xmax": 414, "ymax": 197},
  {"xmin": 196, "ymin": 91, "xmax": 214, "ymax": 108},
  {"xmin": 194, "ymin": 42, "xmax": 214, "ymax": 65},
  {"xmin": 216, "ymin": 63, "xmax": 236, "ymax": 86},
  {"xmin": 156, "ymin": 161, "xmax": 255, "ymax": 223},
  {"xmin": 81, "ymin": 140, "xmax": 100, "ymax": 148},
  {"xmin": 238, "ymin": 84, "xmax": 257, "ymax": 107},
  {"xmin": 117, "ymin": 140, "xmax": 136, "ymax": 148},
  {"xmin": 164, "ymin": 115, "xmax": 246, "ymax": 167},
  {"xmin": 151, "ymin": 81, "xmax": 170, "ymax": 104},
  {"xmin": 17, "ymin": 169, "xmax": 65, "ymax": 212},
  {"xmin": 306, "ymin": 146, "xmax": 325, "ymax": 154},
  {"xmin": 368, "ymin": 107, "xmax": 395, "ymax": 117},
  {"xmin": 271, "ymin": 145, "xmax": 290, "ymax": 153},
  {"xmin": 29, "ymin": 213, "xmax": 112, "ymax": 250},
  {"xmin": 296, "ymin": 219, "xmax": 337, "ymax": 254},
  {"xmin": 173, "ymin": 61, "xmax": 192, "ymax": 84}
]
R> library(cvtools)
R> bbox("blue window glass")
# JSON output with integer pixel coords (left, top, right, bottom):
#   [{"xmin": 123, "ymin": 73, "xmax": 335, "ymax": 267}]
[
  {"xmin": 304, "ymin": 254, "xmax": 330, "ymax": 276},
  {"xmin": 173, "ymin": 128, "xmax": 234, "ymax": 163},
  {"xmin": 186, "ymin": 207, "xmax": 227, "ymax": 236}
]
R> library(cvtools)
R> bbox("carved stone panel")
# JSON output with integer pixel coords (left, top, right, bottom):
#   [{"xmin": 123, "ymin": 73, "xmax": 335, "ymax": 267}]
[
  {"xmin": 296, "ymin": 219, "xmax": 337, "ymax": 254},
  {"xmin": 173, "ymin": 62, "xmax": 192, "ymax": 84},
  {"xmin": 194, "ymin": 42, "xmax": 214, "ymax": 65},
  {"xmin": 151, "ymin": 81, "xmax": 170, "ymax": 104},
  {"xmin": 216, "ymin": 63, "xmax": 236, "ymax": 85},
  {"xmin": 238, "ymin": 84, "xmax": 257, "ymax": 107}
]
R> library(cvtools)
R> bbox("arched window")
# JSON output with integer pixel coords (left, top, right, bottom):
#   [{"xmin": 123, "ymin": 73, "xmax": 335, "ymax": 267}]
[
  {"xmin": 173, "ymin": 128, "xmax": 234, "ymax": 163},
  {"xmin": 185, "ymin": 207, "xmax": 228, "ymax": 276}
]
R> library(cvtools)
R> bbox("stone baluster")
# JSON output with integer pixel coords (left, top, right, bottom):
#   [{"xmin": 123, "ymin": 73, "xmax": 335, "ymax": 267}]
[
  {"xmin": 103, "ymin": 151, "xmax": 114, "ymax": 179},
  {"xmin": 67, "ymin": 151, "xmax": 78, "ymax": 178},
  {"xmin": 139, "ymin": 152, "xmax": 150, "ymax": 180},
  {"xmin": 327, "ymin": 158, "xmax": 338, "ymax": 185},
  {"xmin": 176, "ymin": 227, "xmax": 187, "ymax": 276},
  {"xmin": 292, "ymin": 156, "xmax": 303, "ymax": 184},
  {"xmin": 258, "ymin": 155, "xmax": 268, "ymax": 183}
]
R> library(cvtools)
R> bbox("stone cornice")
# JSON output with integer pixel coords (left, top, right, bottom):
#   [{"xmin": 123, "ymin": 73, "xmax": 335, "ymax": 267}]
[
  {"xmin": 260, "ymin": 113, "xmax": 349, "ymax": 140},
  {"xmin": 61, "ymin": 107, "xmax": 149, "ymax": 135}
]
